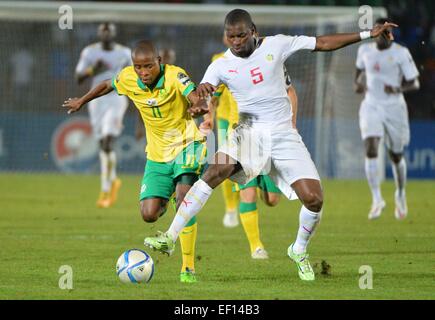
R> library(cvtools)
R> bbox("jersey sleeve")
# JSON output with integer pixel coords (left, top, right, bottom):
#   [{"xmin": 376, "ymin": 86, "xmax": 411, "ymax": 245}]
[
  {"xmin": 355, "ymin": 45, "xmax": 366, "ymax": 70},
  {"xmin": 111, "ymin": 67, "xmax": 129, "ymax": 96},
  {"xmin": 75, "ymin": 47, "xmax": 92, "ymax": 74},
  {"xmin": 399, "ymin": 47, "xmax": 419, "ymax": 81},
  {"xmin": 174, "ymin": 67, "xmax": 196, "ymax": 97},
  {"xmin": 275, "ymin": 34, "xmax": 317, "ymax": 61},
  {"xmin": 201, "ymin": 60, "xmax": 222, "ymax": 86}
]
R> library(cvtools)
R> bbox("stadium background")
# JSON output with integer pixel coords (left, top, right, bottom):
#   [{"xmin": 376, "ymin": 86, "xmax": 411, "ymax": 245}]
[
  {"xmin": 0, "ymin": 0, "xmax": 433, "ymax": 179},
  {"xmin": 0, "ymin": 0, "xmax": 434, "ymax": 301}
]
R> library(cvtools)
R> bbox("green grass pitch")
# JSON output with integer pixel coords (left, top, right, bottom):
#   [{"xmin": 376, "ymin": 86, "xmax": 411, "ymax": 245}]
[{"xmin": 0, "ymin": 173, "xmax": 433, "ymax": 300}]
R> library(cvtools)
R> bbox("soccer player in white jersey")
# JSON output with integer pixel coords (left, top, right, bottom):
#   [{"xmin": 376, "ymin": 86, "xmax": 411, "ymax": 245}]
[
  {"xmin": 75, "ymin": 23, "xmax": 131, "ymax": 208},
  {"xmin": 354, "ymin": 18, "xmax": 420, "ymax": 221},
  {"xmin": 145, "ymin": 9, "xmax": 397, "ymax": 281}
]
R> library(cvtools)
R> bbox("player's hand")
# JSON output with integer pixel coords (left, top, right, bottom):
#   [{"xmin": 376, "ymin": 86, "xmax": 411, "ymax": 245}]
[
  {"xmin": 384, "ymin": 84, "xmax": 401, "ymax": 94},
  {"xmin": 62, "ymin": 97, "xmax": 83, "ymax": 114},
  {"xmin": 197, "ymin": 83, "xmax": 216, "ymax": 99},
  {"xmin": 354, "ymin": 83, "xmax": 366, "ymax": 94},
  {"xmin": 199, "ymin": 118, "xmax": 214, "ymax": 135},
  {"xmin": 188, "ymin": 105, "xmax": 209, "ymax": 118},
  {"xmin": 370, "ymin": 22, "xmax": 398, "ymax": 39}
]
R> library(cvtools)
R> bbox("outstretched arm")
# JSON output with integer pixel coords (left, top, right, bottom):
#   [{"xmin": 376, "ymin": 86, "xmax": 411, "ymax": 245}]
[
  {"xmin": 62, "ymin": 79, "xmax": 113, "ymax": 114},
  {"xmin": 314, "ymin": 22, "xmax": 398, "ymax": 52}
]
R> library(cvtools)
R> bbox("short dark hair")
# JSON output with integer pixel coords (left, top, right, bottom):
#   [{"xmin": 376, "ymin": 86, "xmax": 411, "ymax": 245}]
[
  {"xmin": 224, "ymin": 9, "xmax": 254, "ymax": 28},
  {"xmin": 375, "ymin": 17, "xmax": 392, "ymax": 25},
  {"xmin": 132, "ymin": 40, "xmax": 158, "ymax": 57}
]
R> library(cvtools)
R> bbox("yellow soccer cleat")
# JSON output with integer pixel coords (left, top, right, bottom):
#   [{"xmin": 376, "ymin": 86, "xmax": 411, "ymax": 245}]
[
  {"xmin": 96, "ymin": 191, "xmax": 111, "ymax": 208},
  {"xmin": 109, "ymin": 178, "xmax": 122, "ymax": 205}
]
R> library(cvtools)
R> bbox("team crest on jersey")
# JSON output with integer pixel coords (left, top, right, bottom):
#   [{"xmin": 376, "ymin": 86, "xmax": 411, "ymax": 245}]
[
  {"xmin": 266, "ymin": 54, "xmax": 274, "ymax": 62},
  {"xmin": 177, "ymin": 72, "xmax": 191, "ymax": 86},
  {"xmin": 146, "ymin": 99, "xmax": 158, "ymax": 106}
]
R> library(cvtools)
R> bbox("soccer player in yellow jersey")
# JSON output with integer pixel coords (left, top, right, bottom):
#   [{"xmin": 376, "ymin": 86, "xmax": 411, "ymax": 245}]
[{"xmin": 63, "ymin": 40, "xmax": 209, "ymax": 283}]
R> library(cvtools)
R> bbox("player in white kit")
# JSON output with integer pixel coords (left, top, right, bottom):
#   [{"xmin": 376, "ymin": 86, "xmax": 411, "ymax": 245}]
[
  {"xmin": 145, "ymin": 9, "xmax": 397, "ymax": 281},
  {"xmin": 354, "ymin": 18, "xmax": 420, "ymax": 221},
  {"xmin": 75, "ymin": 23, "xmax": 131, "ymax": 208}
]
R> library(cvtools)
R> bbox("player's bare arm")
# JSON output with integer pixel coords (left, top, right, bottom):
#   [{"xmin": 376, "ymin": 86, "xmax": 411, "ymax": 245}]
[
  {"xmin": 186, "ymin": 90, "xmax": 209, "ymax": 118},
  {"xmin": 63, "ymin": 79, "xmax": 113, "ymax": 114},
  {"xmin": 384, "ymin": 77, "xmax": 420, "ymax": 94},
  {"xmin": 199, "ymin": 95, "xmax": 219, "ymax": 133},
  {"xmin": 314, "ymin": 22, "xmax": 398, "ymax": 52},
  {"xmin": 354, "ymin": 68, "xmax": 366, "ymax": 94},
  {"xmin": 288, "ymin": 85, "xmax": 298, "ymax": 129}
]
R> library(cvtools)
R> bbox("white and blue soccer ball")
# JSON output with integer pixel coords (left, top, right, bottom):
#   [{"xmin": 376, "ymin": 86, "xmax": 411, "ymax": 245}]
[{"xmin": 116, "ymin": 249, "xmax": 154, "ymax": 284}]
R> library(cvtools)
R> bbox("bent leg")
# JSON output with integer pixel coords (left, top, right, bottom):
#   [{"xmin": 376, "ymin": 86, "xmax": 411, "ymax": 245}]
[
  {"xmin": 167, "ymin": 152, "xmax": 241, "ymax": 241},
  {"xmin": 290, "ymin": 179, "xmax": 323, "ymax": 254},
  {"xmin": 140, "ymin": 198, "xmax": 168, "ymax": 223}
]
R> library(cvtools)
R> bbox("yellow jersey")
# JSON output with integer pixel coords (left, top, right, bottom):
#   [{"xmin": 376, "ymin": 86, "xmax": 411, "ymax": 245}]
[
  {"xmin": 211, "ymin": 53, "xmax": 239, "ymax": 126},
  {"xmin": 112, "ymin": 64, "xmax": 204, "ymax": 162}
]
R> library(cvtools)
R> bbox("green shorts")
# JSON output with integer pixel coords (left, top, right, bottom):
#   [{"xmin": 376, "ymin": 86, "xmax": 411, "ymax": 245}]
[
  {"xmin": 234, "ymin": 174, "xmax": 281, "ymax": 194},
  {"xmin": 140, "ymin": 141, "xmax": 207, "ymax": 201}
]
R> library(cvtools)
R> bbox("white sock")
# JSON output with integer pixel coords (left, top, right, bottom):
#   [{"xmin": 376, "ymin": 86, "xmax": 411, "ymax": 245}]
[
  {"xmin": 167, "ymin": 179, "xmax": 213, "ymax": 241},
  {"xmin": 99, "ymin": 151, "xmax": 111, "ymax": 193},
  {"xmin": 365, "ymin": 157, "xmax": 383, "ymax": 203},
  {"xmin": 392, "ymin": 158, "xmax": 407, "ymax": 197},
  {"xmin": 108, "ymin": 151, "xmax": 117, "ymax": 182},
  {"xmin": 293, "ymin": 206, "xmax": 321, "ymax": 254}
]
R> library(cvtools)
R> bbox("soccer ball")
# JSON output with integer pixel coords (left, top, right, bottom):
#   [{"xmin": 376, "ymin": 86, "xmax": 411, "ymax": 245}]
[{"xmin": 116, "ymin": 249, "xmax": 154, "ymax": 284}]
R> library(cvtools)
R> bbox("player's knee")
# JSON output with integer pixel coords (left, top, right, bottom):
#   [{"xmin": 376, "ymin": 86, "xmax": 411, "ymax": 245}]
[
  {"xmin": 140, "ymin": 203, "xmax": 160, "ymax": 223},
  {"xmin": 366, "ymin": 148, "xmax": 378, "ymax": 158},
  {"xmin": 303, "ymin": 192, "xmax": 323, "ymax": 213},
  {"xmin": 389, "ymin": 151, "xmax": 402, "ymax": 164},
  {"xmin": 264, "ymin": 195, "xmax": 280, "ymax": 207}
]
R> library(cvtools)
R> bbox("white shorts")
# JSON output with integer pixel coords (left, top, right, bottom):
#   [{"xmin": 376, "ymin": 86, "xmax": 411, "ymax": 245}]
[
  {"xmin": 218, "ymin": 124, "xmax": 320, "ymax": 200},
  {"xmin": 359, "ymin": 99, "xmax": 410, "ymax": 153},
  {"xmin": 88, "ymin": 92, "xmax": 128, "ymax": 140}
]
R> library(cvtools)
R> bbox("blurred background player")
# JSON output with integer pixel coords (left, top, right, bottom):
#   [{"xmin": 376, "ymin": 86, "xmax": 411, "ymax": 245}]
[
  {"xmin": 75, "ymin": 22, "xmax": 131, "ymax": 208},
  {"xmin": 65, "ymin": 40, "xmax": 209, "ymax": 283},
  {"xmin": 202, "ymin": 29, "xmax": 300, "ymax": 259},
  {"xmin": 355, "ymin": 18, "xmax": 420, "ymax": 220}
]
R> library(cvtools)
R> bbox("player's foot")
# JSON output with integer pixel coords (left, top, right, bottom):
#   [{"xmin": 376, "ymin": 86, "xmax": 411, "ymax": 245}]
[
  {"xmin": 394, "ymin": 190, "xmax": 408, "ymax": 220},
  {"xmin": 96, "ymin": 192, "xmax": 111, "ymax": 208},
  {"xmin": 287, "ymin": 243, "xmax": 315, "ymax": 281},
  {"xmin": 368, "ymin": 200, "xmax": 386, "ymax": 220},
  {"xmin": 251, "ymin": 247, "xmax": 269, "ymax": 260},
  {"xmin": 109, "ymin": 178, "xmax": 122, "ymax": 205},
  {"xmin": 223, "ymin": 210, "xmax": 239, "ymax": 228},
  {"xmin": 180, "ymin": 268, "xmax": 197, "ymax": 283},
  {"xmin": 144, "ymin": 231, "xmax": 175, "ymax": 256}
]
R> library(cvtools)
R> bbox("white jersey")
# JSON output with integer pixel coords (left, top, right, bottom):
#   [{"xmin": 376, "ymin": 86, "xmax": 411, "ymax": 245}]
[
  {"xmin": 201, "ymin": 34, "xmax": 316, "ymax": 130},
  {"xmin": 356, "ymin": 42, "xmax": 419, "ymax": 106},
  {"xmin": 75, "ymin": 42, "xmax": 131, "ymax": 88}
]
